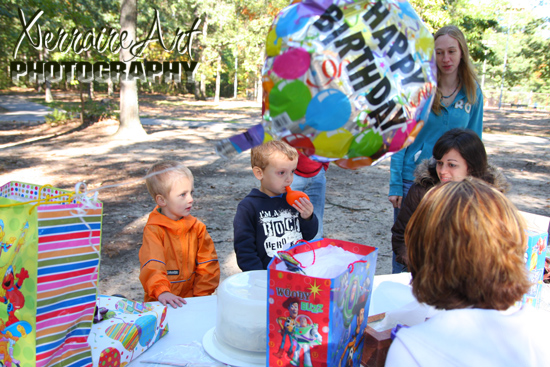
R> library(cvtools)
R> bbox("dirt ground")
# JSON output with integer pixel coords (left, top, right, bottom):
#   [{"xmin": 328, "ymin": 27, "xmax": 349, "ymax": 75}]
[{"xmin": 0, "ymin": 91, "xmax": 549, "ymax": 302}]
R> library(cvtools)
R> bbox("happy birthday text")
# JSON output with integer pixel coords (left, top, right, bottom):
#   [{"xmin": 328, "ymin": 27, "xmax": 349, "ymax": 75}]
[{"xmin": 313, "ymin": 2, "xmax": 427, "ymax": 131}]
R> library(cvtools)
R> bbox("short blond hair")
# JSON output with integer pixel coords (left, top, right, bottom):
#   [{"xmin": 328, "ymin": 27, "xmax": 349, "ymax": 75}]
[
  {"xmin": 406, "ymin": 178, "xmax": 530, "ymax": 310},
  {"xmin": 251, "ymin": 141, "xmax": 298, "ymax": 170},
  {"xmin": 146, "ymin": 161, "xmax": 193, "ymax": 198}
]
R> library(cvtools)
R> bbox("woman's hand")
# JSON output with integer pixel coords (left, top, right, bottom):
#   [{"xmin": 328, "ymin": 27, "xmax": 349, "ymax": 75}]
[{"xmin": 389, "ymin": 195, "xmax": 402, "ymax": 209}]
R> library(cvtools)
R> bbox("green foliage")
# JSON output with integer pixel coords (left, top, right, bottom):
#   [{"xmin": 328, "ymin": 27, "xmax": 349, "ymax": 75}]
[
  {"xmin": 45, "ymin": 108, "xmax": 71, "ymax": 126},
  {"xmin": 73, "ymin": 100, "xmax": 118, "ymax": 123},
  {"xmin": 520, "ymin": 19, "xmax": 550, "ymax": 84},
  {"xmin": 2, "ymin": 0, "xmax": 548, "ymax": 100}
]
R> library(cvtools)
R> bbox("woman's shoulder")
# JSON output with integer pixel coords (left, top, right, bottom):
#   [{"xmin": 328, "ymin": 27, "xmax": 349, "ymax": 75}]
[
  {"xmin": 486, "ymin": 164, "xmax": 510, "ymax": 193},
  {"xmin": 413, "ymin": 159, "xmax": 439, "ymax": 188}
]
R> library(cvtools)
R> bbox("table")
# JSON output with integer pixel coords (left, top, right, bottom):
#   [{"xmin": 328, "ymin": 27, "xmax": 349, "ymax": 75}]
[
  {"xmin": 130, "ymin": 274, "xmax": 550, "ymax": 365},
  {"xmin": 131, "ymin": 273, "xmax": 416, "ymax": 366},
  {"xmin": 132, "ymin": 294, "xmax": 217, "ymax": 365}
]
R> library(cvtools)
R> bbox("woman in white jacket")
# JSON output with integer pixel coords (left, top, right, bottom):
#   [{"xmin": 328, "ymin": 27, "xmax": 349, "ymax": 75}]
[{"xmin": 385, "ymin": 179, "xmax": 550, "ymax": 367}]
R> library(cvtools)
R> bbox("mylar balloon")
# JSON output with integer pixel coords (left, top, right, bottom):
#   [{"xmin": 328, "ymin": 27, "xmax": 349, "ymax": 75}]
[{"xmin": 215, "ymin": 0, "xmax": 436, "ymax": 168}]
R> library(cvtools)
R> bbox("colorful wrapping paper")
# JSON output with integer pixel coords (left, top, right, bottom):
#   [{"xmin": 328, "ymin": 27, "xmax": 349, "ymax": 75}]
[
  {"xmin": 519, "ymin": 211, "xmax": 549, "ymax": 308},
  {"xmin": 0, "ymin": 181, "xmax": 102, "ymax": 367},
  {"xmin": 88, "ymin": 296, "xmax": 168, "ymax": 367}
]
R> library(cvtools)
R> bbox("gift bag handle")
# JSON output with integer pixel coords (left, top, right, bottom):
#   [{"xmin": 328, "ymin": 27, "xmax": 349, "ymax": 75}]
[
  {"xmin": 348, "ymin": 260, "xmax": 369, "ymax": 273},
  {"xmin": 294, "ymin": 239, "xmax": 316, "ymax": 267},
  {"xmin": 279, "ymin": 239, "xmax": 316, "ymax": 268}
]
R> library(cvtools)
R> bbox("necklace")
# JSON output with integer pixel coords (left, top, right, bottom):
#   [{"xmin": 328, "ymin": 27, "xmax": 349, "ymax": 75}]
[{"xmin": 442, "ymin": 83, "xmax": 459, "ymax": 98}]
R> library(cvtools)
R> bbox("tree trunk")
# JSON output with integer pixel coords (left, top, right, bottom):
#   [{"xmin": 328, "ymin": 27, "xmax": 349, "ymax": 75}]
[
  {"xmin": 200, "ymin": 73, "xmax": 206, "ymax": 100},
  {"xmin": 45, "ymin": 79, "xmax": 53, "ymax": 103},
  {"xmin": 42, "ymin": 49, "xmax": 54, "ymax": 102},
  {"xmin": 234, "ymin": 54, "xmax": 238, "ymax": 99},
  {"xmin": 256, "ymin": 71, "xmax": 262, "ymax": 104},
  {"xmin": 198, "ymin": 14, "xmax": 208, "ymax": 101},
  {"xmin": 80, "ymin": 83, "xmax": 86, "ymax": 126},
  {"xmin": 116, "ymin": 0, "xmax": 146, "ymax": 139},
  {"xmin": 107, "ymin": 78, "xmax": 114, "ymax": 96},
  {"xmin": 214, "ymin": 52, "xmax": 221, "ymax": 103},
  {"xmin": 193, "ymin": 80, "xmax": 201, "ymax": 100},
  {"xmin": 87, "ymin": 51, "xmax": 94, "ymax": 100}
]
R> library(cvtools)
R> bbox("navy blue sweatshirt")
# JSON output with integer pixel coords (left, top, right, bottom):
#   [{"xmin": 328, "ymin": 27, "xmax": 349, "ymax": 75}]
[{"xmin": 233, "ymin": 188, "xmax": 319, "ymax": 271}]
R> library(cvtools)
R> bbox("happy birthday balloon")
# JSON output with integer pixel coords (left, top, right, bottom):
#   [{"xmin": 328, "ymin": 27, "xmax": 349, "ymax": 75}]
[{"xmin": 215, "ymin": 0, "xmax": 436, "ymax": 168}]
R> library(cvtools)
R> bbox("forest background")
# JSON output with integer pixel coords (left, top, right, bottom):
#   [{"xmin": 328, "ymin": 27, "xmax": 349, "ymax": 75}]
[
  {"xmin": 0, "ymin": 0, "xmax": 549, "ymax": 301},
  {"xmin": 1, "ymin": 0, "xmax": 550, "ymax": 117}
]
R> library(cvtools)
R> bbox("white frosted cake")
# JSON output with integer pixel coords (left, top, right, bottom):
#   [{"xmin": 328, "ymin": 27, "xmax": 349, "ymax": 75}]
[{"xmin": 215, "ymin": 270, "xmax": 267, "ymax": 353}]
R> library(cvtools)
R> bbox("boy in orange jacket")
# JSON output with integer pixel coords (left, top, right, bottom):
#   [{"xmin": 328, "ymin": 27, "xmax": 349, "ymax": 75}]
[{"xmin": 139, "ymin": 161, "xmax": 220, "ymax": 308}]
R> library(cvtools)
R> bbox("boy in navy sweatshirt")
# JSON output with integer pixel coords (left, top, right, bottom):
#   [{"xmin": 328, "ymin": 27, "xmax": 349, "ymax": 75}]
[{"xmin": 233, "ymin": 141, "xmax": 319, "ymax": 271}]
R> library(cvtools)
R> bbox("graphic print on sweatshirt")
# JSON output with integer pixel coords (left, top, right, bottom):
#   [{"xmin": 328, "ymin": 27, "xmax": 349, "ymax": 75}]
[{"xmin": 260, "ymin": 209, "xmax": 302, "ymax": 257}]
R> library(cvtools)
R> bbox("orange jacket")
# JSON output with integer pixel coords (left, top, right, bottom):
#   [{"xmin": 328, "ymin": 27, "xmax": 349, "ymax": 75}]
[{"xmin": 139, "ymin": 207, "xmax": 220, "ymax": 302}]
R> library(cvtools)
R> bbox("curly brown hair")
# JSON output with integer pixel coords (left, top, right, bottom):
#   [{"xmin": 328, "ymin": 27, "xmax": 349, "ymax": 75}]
[{"xmin": 405, "ymin": 178, "xmax": 530, "ymax": 310}]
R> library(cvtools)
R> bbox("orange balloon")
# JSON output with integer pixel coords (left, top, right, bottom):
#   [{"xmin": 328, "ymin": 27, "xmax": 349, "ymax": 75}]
[
  {"xmin": 335, "ymin": 156, "xmax": 373, "ymax": 170},
  {"xmin": 263, "ymin": 75, "xmax": 274, "ymax": 94},
  {"xmin": 409, "ymin": 120, "xmax": 424, "ymax": 139},
  {"xmin": 285, "ymin": 186, "xmax": 309, "ymax": 206}
]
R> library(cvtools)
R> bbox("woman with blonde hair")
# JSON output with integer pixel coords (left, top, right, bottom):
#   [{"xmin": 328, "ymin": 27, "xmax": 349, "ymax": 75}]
[
  {"xmin": 388, "ymin": 25, "xmax": 484, "ymax": 272},
  {"xmin": 385, "ymin": 179, "xmax": 550, "ymax": 366}
]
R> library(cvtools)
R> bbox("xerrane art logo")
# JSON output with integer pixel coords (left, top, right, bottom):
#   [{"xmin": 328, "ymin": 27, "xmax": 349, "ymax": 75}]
[{"xmin": 10, "ymin": 8, "xmax": 200, "ymax": 84}]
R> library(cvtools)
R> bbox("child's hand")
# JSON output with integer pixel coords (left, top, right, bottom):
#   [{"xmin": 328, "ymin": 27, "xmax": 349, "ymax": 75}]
[
  {"xmin": 158, "ymin": 291, "xmax": 187, "ymax": 308},
  {"xmin": 293, "ymin": 197, "xmax": 314, "ymax": 220}
]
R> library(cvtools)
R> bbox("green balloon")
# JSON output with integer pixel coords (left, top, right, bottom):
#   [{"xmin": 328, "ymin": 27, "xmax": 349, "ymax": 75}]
[
  {"xmin": 348, "ymin": 129, "xmax": 384, "ymax": 158},
  {"xmin": 269, "ymin": 80, "xmax": 311, "ymax": 121}
]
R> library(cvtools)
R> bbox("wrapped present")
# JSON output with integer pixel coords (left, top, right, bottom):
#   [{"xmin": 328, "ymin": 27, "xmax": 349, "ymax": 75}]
[
  {"xmin": 361, "ymin": 313, "xmax": 393, "ymax": 367},
  {"xmin": 519, "ymin": 211, "xmax": 550, "ymax": 308},
  {"xmin": 88, "ymin": 296, "xmax": 168, "ymax": 366},
  {"xmin": 267, "ymin": 238, "xmax": 378, "ymax": 366},
  {"xmin": 0, "ymin": 181, "xmax": 102, "ymax": 367}
]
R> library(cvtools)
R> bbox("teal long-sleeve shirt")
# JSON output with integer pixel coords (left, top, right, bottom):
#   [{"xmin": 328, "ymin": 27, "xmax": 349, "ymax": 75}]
[{"xmin": 389, "ymin": 85, "xmax": 483, "ymax": 197}]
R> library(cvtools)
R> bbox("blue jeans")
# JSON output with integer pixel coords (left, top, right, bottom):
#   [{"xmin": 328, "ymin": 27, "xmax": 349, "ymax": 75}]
[
  {"xmin": 392, "ymin": 179, "xmax": 414, "ymax": 274},
  {"xmin": 291, "ymin": 168, "xmax": 326, "ymax": 240}
]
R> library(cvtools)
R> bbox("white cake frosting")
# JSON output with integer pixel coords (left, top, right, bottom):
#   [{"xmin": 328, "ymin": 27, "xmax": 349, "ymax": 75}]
[{"xmin": 215, "ymin": 270, "xmax": 267, "ymax": 353}]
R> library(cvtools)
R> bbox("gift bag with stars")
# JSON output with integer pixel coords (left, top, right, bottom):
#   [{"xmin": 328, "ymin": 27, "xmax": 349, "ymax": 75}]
[{"xmin": 267, "ymin": 238, "xmax": 377, "ymax": 366}]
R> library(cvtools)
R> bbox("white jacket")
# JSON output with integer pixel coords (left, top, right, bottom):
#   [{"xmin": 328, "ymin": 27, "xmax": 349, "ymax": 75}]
[{"xmin": 385, "ymin": 306, "xmax": 550, "ymax": 367}]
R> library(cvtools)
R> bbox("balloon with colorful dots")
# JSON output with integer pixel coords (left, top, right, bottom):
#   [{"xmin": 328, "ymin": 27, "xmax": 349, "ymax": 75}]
[{"xmin": 215, "ymin": 0, "xmax": 436, "ymax": 167}]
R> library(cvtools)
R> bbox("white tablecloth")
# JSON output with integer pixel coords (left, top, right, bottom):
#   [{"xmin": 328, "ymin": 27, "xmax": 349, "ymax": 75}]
[
  {"xmin": 131, "ymin": 294, "xmax": 217, "ymax": 365},
  {"xmin": 130, "ymin": 273, "xmax": 549, "ymax": 365},
  {"xmin": 131, "ymin": 273, "xmax": 415, "ymax": 366}
]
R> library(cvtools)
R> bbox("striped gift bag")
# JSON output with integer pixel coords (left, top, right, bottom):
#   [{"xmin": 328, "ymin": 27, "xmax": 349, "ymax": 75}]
[{"xmin": 0, "ymin": 181, "xmax": 102, "ymax": 367}]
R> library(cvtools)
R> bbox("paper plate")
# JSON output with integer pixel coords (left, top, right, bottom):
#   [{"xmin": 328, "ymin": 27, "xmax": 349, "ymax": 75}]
[{"xmin": 202, "ymin": 327, "xmax": 265, "ymax": 367}]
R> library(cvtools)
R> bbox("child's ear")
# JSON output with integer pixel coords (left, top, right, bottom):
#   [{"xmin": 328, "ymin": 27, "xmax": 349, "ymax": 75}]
[
  {"xmin": 155, "ymin": 194, "xmax": 167, "ymax": 207},
  {"xmin": 252, "ymin": 166, "xmax": 264, "ymax": 180}
]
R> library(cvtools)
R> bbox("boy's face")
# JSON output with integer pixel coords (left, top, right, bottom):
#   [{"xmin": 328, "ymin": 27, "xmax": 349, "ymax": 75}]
[
  {"xmin": 156, "ymin": 175, "xmax": 194, "ymax": 221},
  {"xmin": 253, "ymin": 152, "xmax": 297, "ymax": 197}
]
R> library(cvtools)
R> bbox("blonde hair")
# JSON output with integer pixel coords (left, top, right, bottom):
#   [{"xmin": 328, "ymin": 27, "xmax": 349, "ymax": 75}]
[
  {"xmin": 406, "ymin": 178, "xmax": 530, "ymax": 310},
  {"xmin": 251, "ymin": 140, "xmax": 298, "ymax": 170},
  {"xmin": 146, "ymin": 161, "xmax": 193, "ymax": 199},
  {"xmin": 432, "ymin": 25, "xmax": 480, "ymax": 115}
]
